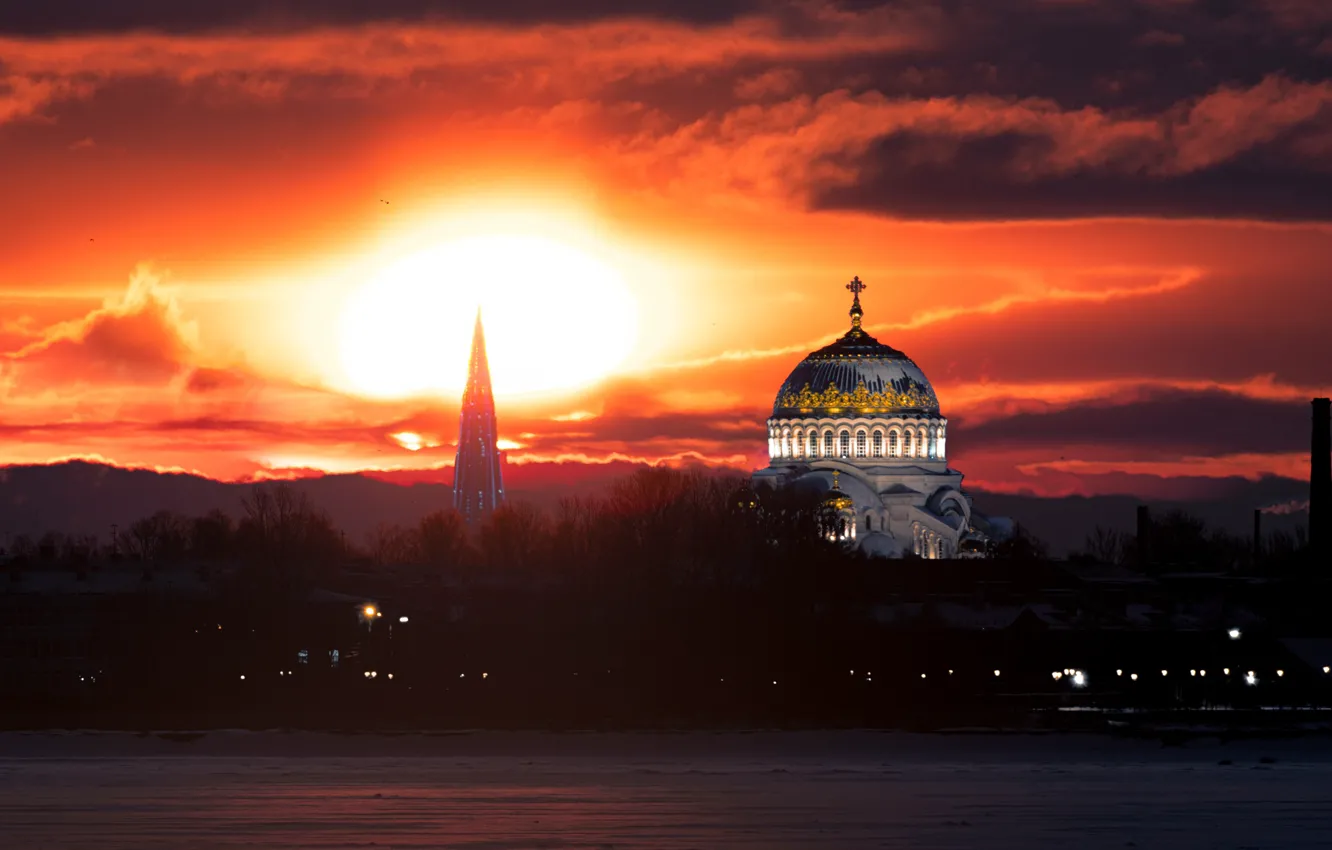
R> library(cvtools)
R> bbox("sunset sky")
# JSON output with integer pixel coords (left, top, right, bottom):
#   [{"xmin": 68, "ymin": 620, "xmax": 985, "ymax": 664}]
[{"xmin": 2, "ymin": 0, "xmax": 1331, "ymax": 504}]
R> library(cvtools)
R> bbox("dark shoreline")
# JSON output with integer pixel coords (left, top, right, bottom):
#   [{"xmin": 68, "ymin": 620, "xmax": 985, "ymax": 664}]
[{"xmin": 6, "ymin": 707, "xmax": 1332, "ymax": 742}]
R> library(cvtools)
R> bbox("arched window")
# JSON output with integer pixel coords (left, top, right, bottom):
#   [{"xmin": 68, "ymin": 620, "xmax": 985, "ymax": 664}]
[
  {"xmin": 871, "ymin": 430, "xmax": 883, "ymax": 458},
  {"xmin": 791, "ymin": 429, "xmax": 802, "ymax": 458},
  {"xmin": 780, "ymin": 428, "xmax": 790, "ymax": 458},
  {"xmin": 865, "ymin": 513, "xmax": 874, "ymax": 532},
  {"xmin": 823, "ymin": 431, "xmax": 834, "ymax": 458},
  {"xmin": 888, "ymin": 430, "xmax": 900, "ymax": 457},
  {"xmin": 838, "ymin": 430, "xmax": 851, "ymax": 458},
  {"xmin": 808, "ymin": 431, "xmax": 818, "ymax": 458},
  {"xmin": 855, "ymin": 430, "xmax": 867, "ymax": 458},
  {"xmin": 903, "ymin": 430, "xmax": 914, "ymax": 458}
]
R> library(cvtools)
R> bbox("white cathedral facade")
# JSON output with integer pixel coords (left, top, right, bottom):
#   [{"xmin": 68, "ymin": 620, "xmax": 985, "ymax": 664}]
[{"xmin": 752, "ymin": 277, "xmax": 983, "ymax": 559}]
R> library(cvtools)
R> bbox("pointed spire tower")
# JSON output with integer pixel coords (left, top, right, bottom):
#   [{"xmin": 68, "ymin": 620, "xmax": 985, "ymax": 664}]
[{"xmin": 452, "ymin": 308, "xmax": 505, "ymax": 524}]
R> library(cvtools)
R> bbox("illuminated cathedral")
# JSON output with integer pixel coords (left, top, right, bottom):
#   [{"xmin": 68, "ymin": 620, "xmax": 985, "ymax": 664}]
[{"xmin": 753, "ymin": 277, "xmax": 986, "ymax": 558}]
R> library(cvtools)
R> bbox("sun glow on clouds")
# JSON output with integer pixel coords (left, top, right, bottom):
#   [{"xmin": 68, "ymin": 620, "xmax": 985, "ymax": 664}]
[
  {"xmin": 338, "ymin": 234, "xmax": 638, "ymax": 400},
  {"xmin": 389, "ymin": 431, "xmax": 436, "ymax": 452}
]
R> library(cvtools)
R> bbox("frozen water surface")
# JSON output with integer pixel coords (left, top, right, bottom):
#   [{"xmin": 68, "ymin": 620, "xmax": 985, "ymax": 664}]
[{"xmin": 2, "ymin": 731, "xmax": 1332, "ymax": 849}]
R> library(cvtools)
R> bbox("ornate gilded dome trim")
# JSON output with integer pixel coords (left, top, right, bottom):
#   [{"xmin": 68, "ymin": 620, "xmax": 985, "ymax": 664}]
[{"xmin": 777, "ymin": 379, "xmax": 940, "ymax": 415}]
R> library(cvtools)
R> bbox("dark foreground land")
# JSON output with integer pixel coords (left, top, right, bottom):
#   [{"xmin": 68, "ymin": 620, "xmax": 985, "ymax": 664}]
[{"xmin": 3, "ymin": 731, "xmax": 1332, "ymax": 849}]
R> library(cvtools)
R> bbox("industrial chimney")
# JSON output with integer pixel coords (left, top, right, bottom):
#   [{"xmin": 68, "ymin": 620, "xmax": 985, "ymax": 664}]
[
  {"xmin": 1136, "ymin": 504, "xmax": 1151, "ymax": 570},
  {"xmin": 1253, "ymin": 508, "xmax": 1262, "ymax": 561},
  {"xmin": 1313, "ymin": 398, "xmax": 1331, "ymax": 557}
]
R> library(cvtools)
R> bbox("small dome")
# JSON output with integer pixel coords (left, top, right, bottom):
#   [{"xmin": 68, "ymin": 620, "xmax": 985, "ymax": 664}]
[
  {"xmin": 773, "ymin": 277, "xmax": 939, "ymax": 417},
  {"xmin": 820, "ymin": 471, "xmax": 854, "ymax": 512}
]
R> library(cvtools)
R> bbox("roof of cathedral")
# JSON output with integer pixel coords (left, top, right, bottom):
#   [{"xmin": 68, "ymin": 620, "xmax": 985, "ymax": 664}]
[{"xmin": 773, "ymin": 277, "xmax": 940, "ymax": 418}]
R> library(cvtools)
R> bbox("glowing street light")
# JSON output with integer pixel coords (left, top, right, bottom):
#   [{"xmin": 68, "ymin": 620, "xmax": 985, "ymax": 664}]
[
  {"xmin": 399, "ymin": 616, "xmax": 409, "ymax": 623},
  {"xmin": 1072, "ymin": 671, "xmax": 1087, "ymax": 688},
  {"xmin": 1228, "ymin": 627, "xmax": 1242, "ymax": 640},
  {"xmin": 364, "ymin": 605, "xmax": 377, "ymax": 619},
  {"xmin": 1052, "ymin": 671, "xmax": 1063, "ymax": 681},
  {"xmin": 1245, "ymin": 671, "xmax": 1258, "ymax": 686},
  {"xmin": 993, "ymin": 670, "xmax": 1001, "ymax": 677},
  {"xmin": 1130, "ymin": 673, "xmax": 1138, "ymax": 681}
]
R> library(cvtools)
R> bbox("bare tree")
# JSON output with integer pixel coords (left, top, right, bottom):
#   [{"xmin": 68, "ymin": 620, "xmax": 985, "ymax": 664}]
[
  {"xmin": 1084, "ymin": 526, "xmax": 1127, "ymax": 565},
  {"xmin": 418, "ymin": 510, "xmax": 469, "ymax": 567},
  {"xmin": 367, "ymin": 522, "xmax": 419, "ymax": 566},
  {"xmin": 480, "ymin": 502, "xmax": 551, "ymax": 574}
]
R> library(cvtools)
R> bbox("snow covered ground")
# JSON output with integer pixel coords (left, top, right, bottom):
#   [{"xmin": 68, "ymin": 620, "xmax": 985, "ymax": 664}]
[{"xmin": 3, "ymin": 731, "xmax": 1332, "ymax": 849}]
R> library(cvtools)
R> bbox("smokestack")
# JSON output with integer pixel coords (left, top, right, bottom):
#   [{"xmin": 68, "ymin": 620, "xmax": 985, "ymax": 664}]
[
  {"xmin": 1253, "ymin": 508, "xmax": 1262, "ymax": 561},
  {"xmin": 1136, "ymin": 505, "xmax": 1151, "ymax": 569},
  {"xmin": 1313, "ymin": 398, "xmax": 1331, "ymax": 557}
]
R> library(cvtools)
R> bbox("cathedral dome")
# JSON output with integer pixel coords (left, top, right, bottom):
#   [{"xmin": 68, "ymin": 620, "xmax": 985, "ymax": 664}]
[{"xmin": 773, "ymin": 278, "xmax": 939, "ymax": 418}]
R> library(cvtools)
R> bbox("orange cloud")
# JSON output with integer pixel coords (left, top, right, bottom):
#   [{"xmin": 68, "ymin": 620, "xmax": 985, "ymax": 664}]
[
  {"xmin": 2, "ymin": 266, "xmax": 198, "ymax": 389},
  {"xmin": 0, "ymin": 15, "xmax": 930, "ymax": 123}
]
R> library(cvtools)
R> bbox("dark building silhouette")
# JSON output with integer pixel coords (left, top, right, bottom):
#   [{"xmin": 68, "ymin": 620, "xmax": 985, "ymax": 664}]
[
  {"xmin": 1312, "ymin": 397, "xmax": 1331, "ymax": 557},
  {"xmin": 1136, "ymin": 504, "xmax": 1151, "ymax": 569},
  {"xmin": 452, "ymin": 309, "xmax": 505, "ymax": 524}
]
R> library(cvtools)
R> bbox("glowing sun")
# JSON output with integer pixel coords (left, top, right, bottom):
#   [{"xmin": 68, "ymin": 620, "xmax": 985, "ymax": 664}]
[{"xmin": 339, "ymin": 234, "xmax": 638, "ymax": 398}]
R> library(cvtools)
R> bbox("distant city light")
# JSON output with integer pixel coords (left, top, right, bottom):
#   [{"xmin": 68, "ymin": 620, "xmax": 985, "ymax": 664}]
[
  {"xmin": 1199, "ymin": 670, "xmax": 1206, "ymax": 677},
  {"xmin": 920, "ymin": 674, "xmax": 927, "ymax": 679},
  {"xmin": 240, "ymin": 675, "xmax": 245, "ymax": 680},
  {"xmin": 1130, "ymin": 673, "xmax": 1138, "ymax": 681},
  {"xmin": 399, "ymin": 616, "xmax": 409, "ymax": 623},
  {"xmin": 1324, "ymin": 666, "xmax": 1330, "ymax": 674},
  {"xmin": 387, "ymin": 673, "xmax": 394, "ymax": 680},
  {"xmin": 1052, "ymin": 671, "xmax": 1063, "ymax": 680},
  {"xmin": 1276, "ymin": 669, "xmax": 1284, "ymax": 677},
  {"xmin": 1071, "ymin": 671, "xmax": 1087, "ymax": 688},
  {"xmin": 363, "ymin": 605, "xmax": 377, "ymax": 618},
  {"xmin": 1116, "ymin": 669, "xmax": 1123, "ymax": 677},
  {"xmin": 1245, "ymin": 671, "xmax": 1258, "ymax": 686},
  {"xmin": 1161, "ymin": 670, "xmax": 1168, "ymax": 677},
  {"xmin": 993, "ymin": 670, "xmax": 1001, "ymax": 677},
  {"xmin": 948, "ymin": 669, "xmax": 953, "ymax": 675},
  {"xmin": 1224, "ymin": 667, "xmax": 1230, "ymax": 675},
  {"xmin": 482, "ymin": 672, "xmax": 489, "ymax": 679},
  {"xmin": 1228, "ymin": 628, "xmax": 1241, "ymax": 640}
]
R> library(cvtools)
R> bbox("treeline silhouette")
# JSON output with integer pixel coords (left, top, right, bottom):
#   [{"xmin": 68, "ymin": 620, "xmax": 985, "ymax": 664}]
[
  {"xmin": 1074, "ymin": 511, "xmax": 1311, "ymax": 574},
  {"xmin": 3, "ymin": 469, "xmax": 857, "ymax": 588},
  {"xmin": 3, "ymin": 467, "xmax": 1315, "ymax": 581}
]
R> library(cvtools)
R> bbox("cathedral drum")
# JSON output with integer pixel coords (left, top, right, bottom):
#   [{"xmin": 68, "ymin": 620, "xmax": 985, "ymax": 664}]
[{"xmin": 753, "ymin": 277, "xmax": 984, "ymax": 559}]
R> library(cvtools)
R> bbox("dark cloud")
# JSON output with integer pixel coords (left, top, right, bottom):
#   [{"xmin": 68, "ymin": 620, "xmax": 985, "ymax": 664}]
[
  {"xmin": 814, "ymin": 124, "xmax": 1332, "ymax": 221},
  {"xmin": 0, "ymin": 0, "xmax": 755, "ymax": 34},
  {"xmin": 959, "ymin": 387, "xmax": 1314, "ymax": 456}
]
